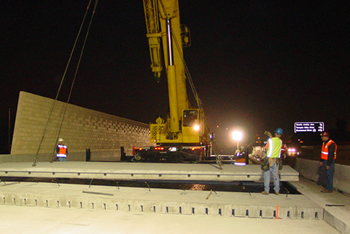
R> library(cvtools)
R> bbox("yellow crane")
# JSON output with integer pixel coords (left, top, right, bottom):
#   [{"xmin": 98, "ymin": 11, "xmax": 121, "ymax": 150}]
[{"xmin": 133, "ymin": 0, "xmax": 211, "ymax": 162}]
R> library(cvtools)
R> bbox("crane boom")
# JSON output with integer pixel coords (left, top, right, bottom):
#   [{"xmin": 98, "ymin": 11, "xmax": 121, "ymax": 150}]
[{"xmin": 135, "ymin": 0, "xmax": 210, "ymax": 162}]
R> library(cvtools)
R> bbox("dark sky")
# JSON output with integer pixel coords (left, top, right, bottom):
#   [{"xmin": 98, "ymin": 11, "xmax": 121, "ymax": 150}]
[{"xmin": 1, "ymin": 0, "xmax": 349, "ymax": 149}]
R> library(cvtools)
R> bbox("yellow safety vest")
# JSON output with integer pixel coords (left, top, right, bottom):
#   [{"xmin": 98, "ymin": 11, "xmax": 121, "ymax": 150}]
[{"xmin": 266, "ymin": 137, "xmax": 282, "ymax": 158}]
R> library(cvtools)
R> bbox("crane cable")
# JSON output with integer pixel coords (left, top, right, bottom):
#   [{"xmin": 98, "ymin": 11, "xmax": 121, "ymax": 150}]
[
  {"xmin": 32, "ymin": 0, "xmax": 99, "ymax": 166},
  {"xmin": 173, "ymin": 35, "xmax": 212, "ymax": 151}
]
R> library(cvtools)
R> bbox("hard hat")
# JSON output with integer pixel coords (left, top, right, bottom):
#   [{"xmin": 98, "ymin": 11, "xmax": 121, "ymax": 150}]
[
  {"xmin": 275, "ymin": 128, "xmax": 283, "ymax": 135},
  {"xmin": 58, "ymin": 138, "xmax": 64, "ymax": 142},
  {"xmin": 320, "ymin": 131, "xmax": 330, "ymax": 137}
]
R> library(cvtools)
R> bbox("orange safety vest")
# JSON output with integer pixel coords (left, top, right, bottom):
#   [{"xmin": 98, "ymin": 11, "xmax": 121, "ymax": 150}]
[
  {"xmin": 321, "ymin": 139, "xmax": 337, "ymax": 160},
  {"xmin": 234, "ymin": 157, "xmax": 246, "ymax": 166},
  {"xmin": 57, "ymin": 145, "xmax": 67, "ymax": 158}
]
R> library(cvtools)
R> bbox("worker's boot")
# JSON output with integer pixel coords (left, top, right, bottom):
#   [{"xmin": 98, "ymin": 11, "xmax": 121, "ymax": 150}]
[{"xmin": 261, "ymin": 191, "xmax": 269, "ymax": 195}]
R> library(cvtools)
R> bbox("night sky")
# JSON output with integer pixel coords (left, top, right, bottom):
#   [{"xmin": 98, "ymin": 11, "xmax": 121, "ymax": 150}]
[{"xmin": 1, "ymin": 1, "xmax": 349, "ymax": 152}]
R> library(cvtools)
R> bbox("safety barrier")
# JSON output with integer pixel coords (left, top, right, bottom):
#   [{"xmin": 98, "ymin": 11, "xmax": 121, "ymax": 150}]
[{"xmin": 295, "ymin": 158, "xmax": 350, "ymax": 194}]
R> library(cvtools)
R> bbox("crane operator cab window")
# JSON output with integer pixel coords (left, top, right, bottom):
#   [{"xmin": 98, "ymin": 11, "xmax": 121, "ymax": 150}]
[{"xmin": 183, "ymin": 110, "xmax": 198, "ymax": 127}]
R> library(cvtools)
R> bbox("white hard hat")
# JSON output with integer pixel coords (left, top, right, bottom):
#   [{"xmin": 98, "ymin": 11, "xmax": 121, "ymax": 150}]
[{"xmin": 58, "ymin": 138, "xmax": 64, "ymax": 142}]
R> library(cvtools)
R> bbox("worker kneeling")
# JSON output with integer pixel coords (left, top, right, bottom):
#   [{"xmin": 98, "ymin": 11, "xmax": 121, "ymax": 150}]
[{"xmin": 261, "ymin": 128, "xmax": 283, "ymax": 195}]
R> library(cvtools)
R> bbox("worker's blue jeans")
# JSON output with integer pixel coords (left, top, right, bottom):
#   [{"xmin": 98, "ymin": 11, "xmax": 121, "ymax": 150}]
[
  {"xmin": 263, "ymin": 163, "xmax": 280, "ymax": 193},
  {"xmin": 322, "ymin": 160, "xmax": 334, "ymax": 191},
  {"xmin": 58, "ymin": 157, "xmax": 67, "ymax": 162}
]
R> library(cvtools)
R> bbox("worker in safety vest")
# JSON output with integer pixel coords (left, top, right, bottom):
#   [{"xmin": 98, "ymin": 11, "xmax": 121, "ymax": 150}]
[
  {"xmin": 280, "ymin": 141, "xmax": 287, "ymax": 160},
  {"xmin": 56, "ymin": 138, "xmax": 68, "ymax": 162},
  {"xmin": 234, "ymin": 146, "xmax": 247, "ymax": 166},
  {"xmin": 319, "ymin": 131, "xmax": 337, "ymax": 193},
  {"xmin": 262, "ymin": 128, "xmax": 283, "ymax": 195}
]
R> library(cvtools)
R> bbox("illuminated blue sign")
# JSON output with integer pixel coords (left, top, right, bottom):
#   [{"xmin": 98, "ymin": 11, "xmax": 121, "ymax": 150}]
[{"xmin": 294, "ymin": 122, "xmax": 324, "ymax": 133}]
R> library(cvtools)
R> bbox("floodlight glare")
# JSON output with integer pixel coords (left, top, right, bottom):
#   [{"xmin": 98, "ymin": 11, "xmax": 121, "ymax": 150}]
[{"xmin": 232, "ymin": 131, "xmax": 242, "ymax": 141}]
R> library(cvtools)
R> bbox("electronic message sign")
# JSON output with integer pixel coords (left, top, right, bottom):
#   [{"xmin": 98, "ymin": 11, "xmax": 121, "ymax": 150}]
[{"xmin": 294, "ymin": 122, "xmax": 324, "ymax": 133}]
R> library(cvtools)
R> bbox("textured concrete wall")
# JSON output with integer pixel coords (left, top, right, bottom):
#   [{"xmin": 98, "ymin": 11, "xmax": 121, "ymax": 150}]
[
  {"xmin": 11, "ymin": 92, "xmax": 151, "ymax": 160},
  {"xmin": 295, "ymin": 158, "xmax": 350, "ymax": 194}
]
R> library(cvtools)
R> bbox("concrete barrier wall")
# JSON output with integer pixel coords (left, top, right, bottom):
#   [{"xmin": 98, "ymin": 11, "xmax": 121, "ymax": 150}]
[
  {"xmin": 295, "ymin": 158, "xmax": 350, "ymax": 194},
  {"xmin": 1, "ymin": 151, "xmax": 122, "ymax": 163},
  {"xmin": 11, "ymin": 92, "xmax": 152, "ymax": 158}
]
